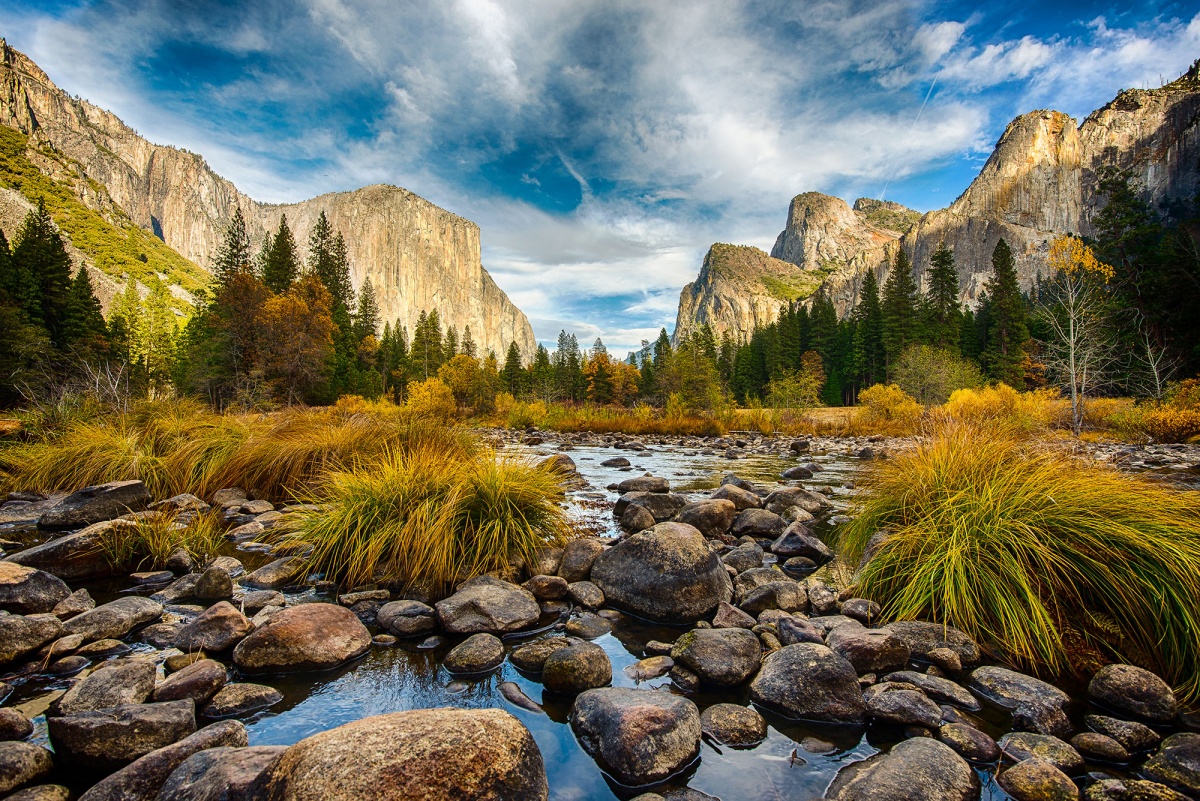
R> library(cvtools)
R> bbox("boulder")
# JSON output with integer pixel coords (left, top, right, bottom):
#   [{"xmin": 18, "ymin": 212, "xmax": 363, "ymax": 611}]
[
  {"xmin": 532, "ymin": 547, "xmax": 564, "ymax": 576},
  {"xmin": 255, "ymin": 708, "xmax": 548, "ymax": 800},
  {"xmin": 0, "ymin": 613, "xmax": 63, "ymax": 665},
  {"xmin": 1087, "ymin": 664, "xmax": 1178, "ymax": 724},
  {"xmin": 710, "ymin": 484, "xmax": 761, "ymax": 510},
  {"xmin": 882, "ymin": 671, "xmax": 980, "ymax": 711},
  {"xmin": 841, "ymin": 598, "xmax": 882, "ymax": 626},
  {"xmin": 748, "ymin": 643, "xmax": 867, "ymax": 723},
  {"xmin": 601, "ymin": 456, "xmax": 631, "ymax": 468},
  {"xmin": 239, "ymin": 590, "xmax": 286, "ymax": 615},
  {"xmin": 776, "ymin": 616, "xmax": 824, "ymax": 646},
  {"xmin": 435, "ymin": 576, "xmax": 540, "ymax": 635},
  {"xmin": 64, "ymin": 596, "xmax": 163, "ymax": 642},
  {"xmin": 730, "ymin": 509, "xmax": 786, "ymax": 539},
  {"xmin": 1082, "ymin": 778, "xmax": 1188, "ymax": 801},
  {"xmin": 444, "ymin": 633, "xmax": 505, "ymax": 674},
  {"xmin": 240, "ymin": 557, "xmax": 306, "ymax": 590},
  {"xmin": 998, "ymin": 732, "xmax": 1085, "ymax": 775},
  {"xmin": 509, "ymin": 637, "xmax": 574, "ymax": 673},
  {"xmin": 997, "ymin": 757, "xmax": 1079, "ymax": 801},
  {"xmin": 567, "ymin": 581, "xmax": 604, "ymax": 610},
  {"xmin": 522, "ymin": 575, "xmax": 569, "ymax": 601},
  {"xmin": 0, "ymin": 708, "xmax": 34, "ymax": 741},
  {"xmin": 769, "ymin": 524, "xmax": 832, "ymax": 564},
  {"xmin": 0, "ymin": 742, "xmax": 53, "ymax": 796},
  {"xmin": 826, "ymin": 738, "xmax": 979, "ymax": 801},
  {"xmin": 620, "ymin": 505, "xmax": 656, "ymax": 534},
  {"xmin": 38, "ymin": 480, "xmax": 150, "ymax": 530},
  {"xmin": 739, "ymin": 581, "xmax": 807, "ymax": 615},
  {"xmin": 700, "ymin": 703, "xmax": 766, "ymax": 747},
  {"xmin": 1070, "ymin": 732, "xmax": 1128, "ymax": 763},
  {"xmin": 153, "ymin": 659, "xmax": 228, "ymax": 705},
  {"xmin": 7, "ymin": 520, "xmax": 133, "ymax": 582},
  {"xmin": 542, "ymin": 642, "xmax": 612, "ymax": 694},
  {"xmin": 0, "ymin": 563, "xmax": 70, "ymax": 614},
  {"xmin": 969, "ymin": 666, "xmax": 1070, "ymax": 711},
  {"xmin": 5, "ymin": 786, "xmax": 70, "ymax": 801},
  {"xmin": 565, "ymin": 612, "xmax": 611, "ymax": 639},
  {"xmin": 75, "ymin": 720, "xmax": 246, "ymax": 801},
  {"xmin": 52, "ymin": 588, "xmax": 95, "ymax": 619},
  {"xmin": 712, "ymin": 601, "xmax": 756, "ymax": 629},
  {"xmin": 570, "ymin": 688, "xmax": 701, "ymax": 787},
  {"xmin": 192, "ymin": 567, "xmax": 233, "ymax": 601},
  {"xmin": 55, "ymin": 658, "xmax": 156, "ymax": 715},
  {"xmin": 617, "ymin": 476, "xmax": 670, "ymax": 494},
  {"xmin": 174, "ymin": 602, "xmax": 254, "ymax": 652},
  {"xmin": 377, "ymin": 600, "xmax": 437, "ymax": 637},
  {"xmin": 156, "ymin": 745, "xmax": 286, "ymax": 801},
  {"xmin": 1142, "ymin": 733, "xmax": 1200, "ymax": 798},
  {"xmin": 1083, "ymin": 714, "xmax": 1160, "ymax": 752},
  {"xmin": 48, "ymin": 700, "xmax": 198, "ymax": 773},
  {"xmin": 557, "ymin": 539, "xmax": 607, "ymax": 583},
  {"xmin": 670, "ymin": 628, "xmax": 761, "ymax": 687},
  {"xmin": 618, "ymin": 492, "xmax": 688, "ymax": 523},
  {"xmin": 883, "ymin": 621, "xmax": 981, "ymax": 666},
  {"xmin": 866, "ymin": 686, "xmax": 943, "ymax": 728},
  {"xmin": 200, "ymin": 684, "xmax": 283, "ymax": 719},
  {"xmin": 826, "ymin": 624, "xmax": 911, "ymax": 675},
  {"xmin": 734, "ymin": 567, "xmax": 790, "ymax": 597},
  {"xmin": 721, "ymin": 542, "xmax": 763, "ymax": 573},
  {"xmin": 673, "ymin": 500, "xmax": 737, "ymax": 539},
  {"xmin": 939, "ymin": 723, "xmax": 1000, "ymax": 763},
  {"xmin": 232, "ymin": 603, "xmax": 371, "ymax": 674},
  {"xmin": 764, "ymin": 487, "xmax": 829, "ymax": 516}
]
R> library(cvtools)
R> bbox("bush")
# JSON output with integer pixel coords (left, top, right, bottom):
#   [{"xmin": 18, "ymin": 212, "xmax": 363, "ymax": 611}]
[
  {"xmin": 281, "ymin": 446, "xmax": 569, "ymax": 591},
  {"xmin": 892, "ymin": 344, "xmax": 984, "ymax": 405},
  {"xmin": 96, "ymin": 509, "xmax": 225, "ymax": 571},
  {"xmin": 940, "ymin": 384, "xmax": 1061, "ymax": 433},
  {"xmin": 857, "ymin": 384, "xmax": 922, "ymax": 433},
  {"xmin": 1111, "ymin": 378, "xmax": 1200, "ymax": 443},
  {"xmin": 404, "ymin": 378, "xmax": 458, "ymax": 420},
  {"xmin": 839, "ymin": 422, "xmax": 1200, "ymax": 700}
]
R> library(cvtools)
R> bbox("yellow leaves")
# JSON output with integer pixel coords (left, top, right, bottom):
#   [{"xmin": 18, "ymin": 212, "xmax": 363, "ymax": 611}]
[
  {"xmin": 858, "ymin": 383, "xmax": 922, "ymax": 426},
  {"xmin": 1047, "ymin": 235, "xmax": 1114, "ymax": 282}
]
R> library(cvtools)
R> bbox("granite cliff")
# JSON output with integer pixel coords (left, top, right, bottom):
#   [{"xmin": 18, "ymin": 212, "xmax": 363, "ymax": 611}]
[
  {"xmin": 0, "ymin": 39, "xmax": 536, "ymax": 359},
  {"xmin": 675, "ymin": 63, "xmax": 1200, "ymax": 334}
]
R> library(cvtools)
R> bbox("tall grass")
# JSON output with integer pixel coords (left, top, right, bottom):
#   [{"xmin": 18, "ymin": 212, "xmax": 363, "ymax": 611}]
[
  {"xmin": 94, "ymin": 509, "xmax": 225, "ymax": 571},
  {"xmin": 838, "ymin": 421, "xmax": 1200, "ymax": 701},
  {"xmin": 279, "ymin": 445, "xmax": 569, "ymax": 591}
]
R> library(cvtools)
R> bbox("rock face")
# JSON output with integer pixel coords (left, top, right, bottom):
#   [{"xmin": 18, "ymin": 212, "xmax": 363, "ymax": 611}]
[
  {"xmin": 0, "ymin": 41, "xmax": 535, "ymax": 360},
  {"xmin": 255, "ymin": 708, "xmax": 548, "ymax": 800},
  {"xmin": 589, "ymin": 523, "xmax": 733, "ymax": 625},
  {"xmin": 672, "ymin": 71, "xmax": 1200, "ymax": 330},
  {"xmin": 570, "ymin": 688, "xmax": 701, "ymax": 787}
]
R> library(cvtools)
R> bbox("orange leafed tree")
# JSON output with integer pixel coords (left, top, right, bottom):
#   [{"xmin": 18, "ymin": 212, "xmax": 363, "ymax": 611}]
[{"xmin": 259, "ymin": 275, "xmax": 335, "ymax": 404}]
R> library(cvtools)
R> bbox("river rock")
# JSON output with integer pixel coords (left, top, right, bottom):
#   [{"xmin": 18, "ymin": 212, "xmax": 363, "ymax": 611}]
[
  {"xmin": 509, "ymin": 637, "xmax": 573, "ymax": 673},
  {"xmin": 157, "ymin": 745, "xmax": 287, "ymax": 801},
  {"xmin": 734, "ymin": 567, "xmax": 789, "ymax": 596},
  {"xmin": 570, "ymin": 688, "xmax": 701, "ymax": 787},
  {"xmin": 883, "ymin": 621, "xmax": 981, "ymax": 666},
  {"xmin": 0, "ymin": 563, "xmax": 70, "ymax": 615},
  {"xmin": 939, "ymin": 722, "xmax": 1000, "ymax": 762},
  {"xmin": 4, "ymin": 786, "xmax": 68, "ymax": 801},
  {"xmin": 748, "ymin": 643, "xmax": 867, "ymax": 723},
  {"xmin": 710, "ymin": 484, "xmax": 761, "ymax": 510},
  {"xmin": 712, "ymin": 601, "xmax": 756, "ymax": 629},
  {"xmin": 192, "ymin": 567, "xmax": 233, "ymax": 601},
  {"xmin": 700, "ymin": 704, "xmax": 766, "ymax": 747},
  {"xmin": 565, "ymin": 612, "xmax": 611, "ymax": 639},
  {"xmin": 445, "ymin": 633, "xmax": 505, "ymax": 674},
  {"xmin": 674, "ymin": 500, "xmax": 737, "ymax": 539},
  {"xmin": 76, "ymin": 720, "xmax": 246, "ymax": 801},
  {"xmin": 240, "ymin": 557, "xmax": 305, "ymax": 590},
  {"xmin": 1087, "ymin": 664, "xmax": 1178, "ymax": 724},
  {"xmin": 867, "ymin": 687, "xmax": 943, "ymax": 728},
  {"xmin": 1070, "ymin": 732, "xmax": 1129, "ymax": 763},
  {"xmin": 770, "ymin": 523, "xmax": 832, "ymax": 564},
  {"xmin": 998, "ymin": 732, "xmax": 1085, "ymax": 775},
  {"xmin": 376, "ymin": 600, "xmax": 437, "ymax": 637},
  {"xmin": 55, "ymin": 658, "xmax": 156, "ymax": 715},
  {"xmin": 64, "ymin": 596, "xmax": 163, "ymax": 642},
  {"xmin": 590, "ymin": 523, "xmax": 732, "ymax": 625},
  {"xmin": 48, "ymin": 699, "xmax": 197, "ymax": 772},
  {"xmin": 1083, "ymin": 778, "xmax": 1189, "ymax": 801},
  {"xmin": 232, "ymin": 603, "xmax": 371, "ymax": 674},
  {"xmin": 0, "ymin": 613, "xmax": 63, "ymax": 665},
  {"xmin": 522, "ymin": 575, "xmax": 569, "ymax": 601},
  {"xmin": 826, "ymin": 738, "xmax": 978, "ymax": 801},
  {"xmin": 721, "ymin": 542, "xmax": 763, "ymax": 573},
  {"xmin": 620, "ymin": 504, "xmax": 656, "ymax": 534},
  {"xmin": 763, "ymin": 486, "xmax": 829, "ymax": 517},
  {"xmin": 174, "ymin": 602, "xmax": 254, "ymax": 652},
  {"xmin": 200, "ymin": 684, "xmax": 283, "ymax": 719},
  {"xmin": 841, "ymin": 598, "xmax": 882, "ymax": 625},
  {"xmin": 154, "ymin": 659, "xmax": 227, "ymax": 705},
  {"xmin": 883, "ymin": 671, "xmax": 981, "ymax": 711},
  {"xmin": 739, "ymin": 581, "xmax": 807, "ymax": 615},
  {"xmin": 969, "ymin": 666, "xmax": 1070, "ymax": 711},
  {"xmin": 617, "ymin": 476, "xmax": 670, "ymax": 493},
  {"xmin": 435, "ymin": 576, "xmax": 540, "ymax": 634},
  {"xmin": 7, "ymin": 520, "xmax": 134, "ymax": 582},
  {"xmin": 730, "ymin": 508, "xmax": 786, "ymax": 539},
  {"xmin": 567, "ymin": 581, "xmax": 604, "ymax": 609},
  {"xmin": 1083, "ymin": 714, "xmax": 1160, "ymax": 752},
  {"xmin": 997, "ymin": 757, "xmax": 1079, "ymax": 801},
  {"xmin": 777, "ymin": 616, "xmax": 824, "ymax": 646},
  {"xmin": 543, "ymin": 642, "xmax": 611, "ymax": 694},
  {"xmin": 0, "ymin": 708, "xmax": 33, "ymax": 741},
  {"xmin": 1142, "ymin": 733, "xmax": 1200, "ymax": 798},
  {"xmin": 256, "ymin": 707, "xmax": 548, "ymax": 800},
  {"xmin": 52, "ymin": 588, "xmax": 95, "ymax": 619},
  {"xmin": 38, "ymin": 481, "xmax": 150, "ymax": 530},
  {"xmin": 0, "ymin": 742, "xmax": 53, "ymax": 795},
  {"xmin": 670, "ymin": 628, "xmax": 761, "ymax": 687},
  {"xmin": 826, "ymin": 624, "xmax": 910, "ymax": 674}
]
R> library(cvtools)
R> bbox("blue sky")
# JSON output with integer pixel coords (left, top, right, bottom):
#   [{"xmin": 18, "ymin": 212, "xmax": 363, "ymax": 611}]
[{"xmin": 4, "ymin": 1, "xmax": 1199, "ymax": 353}]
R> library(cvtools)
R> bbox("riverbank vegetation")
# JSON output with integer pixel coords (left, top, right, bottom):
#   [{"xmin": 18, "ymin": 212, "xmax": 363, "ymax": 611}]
[{"xmin": 839, "ymin": 422, "xmax": 1200, "ymax": 701}]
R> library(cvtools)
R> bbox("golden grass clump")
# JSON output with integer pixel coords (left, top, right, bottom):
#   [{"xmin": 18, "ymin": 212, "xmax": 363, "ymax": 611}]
[
  {"xmin": 838, "ymin": 421, "xmax": 1200, "ymax": 701},
  {"xmin": 95, "ymin": 509, "xmax": 225, "ymax": 571},
  {"xmin": 280, "ymin": 445, "xmax": 569, "ymax": 591},
  {"xmin": 939, "ymin": 384, "xmax": 1062, "ymax": 432}
]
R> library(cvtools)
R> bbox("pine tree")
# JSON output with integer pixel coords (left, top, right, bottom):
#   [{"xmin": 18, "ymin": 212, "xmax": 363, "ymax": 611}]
[
  {"xmin": 12, "ymin": 199, "xmax": 73, "ymax": 346},
  {"xmin": 62, "ymin": 266, "xmax": 108, "ymax": 352},
  {"xmin": 107, "ymin": 279, "xmax": 141, "ymax": 363},
  {"xmin": 134, "ymin": 278, "xmax": 178, "ymax": 397},
  {"xmin": 353, "ymin": 278, "xmax": 380, "ymax": 341},
  {"xmin": 851, "ymin": 269, "xmax": 885, "ymax": 389},
  {"xmin": 531, "ymin": 344, "xmax": 553, "ymax": 401},
  {"xmin": 983, "ymin": 238, "xmax": 1029, "ymax": 386},
  {"xmin": 323, "ymin": 232, "xmax": 355, "ymax": 313},
  {"xmin": 409, "ymin": 310, "xmax": 444, "ymax": 381},
  {"xmin": 444, "ymin": 325, "xmax": 459, "ymax": 359},
  {"xmin": 213, "ymin": 208, "xmax": 252, "ymax": 287},
  {"xmin": 461, "ymin": 325, "xmax": 477, "ymax": 359},
  {"xmin": 308, "ymin": 211, "xmax": 335, "ymax": 286},
  {"xmin": 881, "ymin": 248, "xmax": 919, "ymax": 372},
  {"xmin": 502, "ymin": 341, "xmax": 524, "ymax": 395},
  {"xmin": 925, "ymin": 244, "xmax": 961, "ymax": 349},
  {"xmin": 262, "ymin": 215, "xmax": 300, "ymax": 293}
]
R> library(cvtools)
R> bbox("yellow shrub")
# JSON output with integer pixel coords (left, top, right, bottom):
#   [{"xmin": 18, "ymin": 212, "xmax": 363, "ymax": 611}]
[
  {"xmin": 403, "ymin": 378, "xmax": 458, "ymax": 420},
  {"xmin": 942, "ymin": 384, "xmax": 1060, "ymax": 432},
  {"xmin": 858, "ymin": 384, "xmax": 922, "ymax": 431},
  {"xmin": 1114, "ymin": 404, "xmax": 1200, "ymax": 444}
]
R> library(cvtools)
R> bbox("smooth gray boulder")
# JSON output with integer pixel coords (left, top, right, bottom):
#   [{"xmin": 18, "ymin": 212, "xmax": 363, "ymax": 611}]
[
  {"xmin": 826, "ymin": 624, "xmax": 910, "ymax": 675},
  {"xmin": 0, "ymin": 562, "xmax": 70, "ymax": 614},
  {"xmin": 748, "ymin": 643, "xmax": 866, "ymax": 724},
  {"xmin": 48, "ymin": 700, "xmax": 198, "ymax": 772},
  {"xmin": 376, "ymin": 600, "xmax": 437, "ymax": 638},
  {"xmin": 1088, "ymin": 664, "xmax": 1178, "ymax": 724},
  {"xmin": 55, "ymin": 658, "xmax": 156, "ymax": 716},
  {"xmin": 64, "ymin": 596, "xmax": 163, "ymax": 642},
  {"xmin": 670, "ymin": 628, "xmax": 761, "ymax": 687},
  {"xmin": 38, "ymin": 480, "xmax": 150, "ymax": 530},
  {"xmin": 969, "ymin": 666, "xmax": 1070, "ymax": 711},
  {"xmin": 700, "ymin": 703, "xmax": 767, "ymax": 747},
  {"xmin": 444, "ymin": 633, "xmax": 505, "ymax": 675},
  {"xmin": 827, "ymin": 738, "xmax": 979, "ymax": 801},
  {"xmin": 673, "ymin": 500, "xmax": 737, "ymax": 539},
  {"xmin": 883, "ymin": 621, "xmax": 981, "ymax": 666},
  {"xmin": 570, "ymin": 688, "xmax": 701, "ymax": 787},
  {"xmin": 542, "ymin": 642, "xmax": 612, "ymax": 694},
  {"xmin": 435, "ymin": 576, "xmax": 540, "ymax": 635}
]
